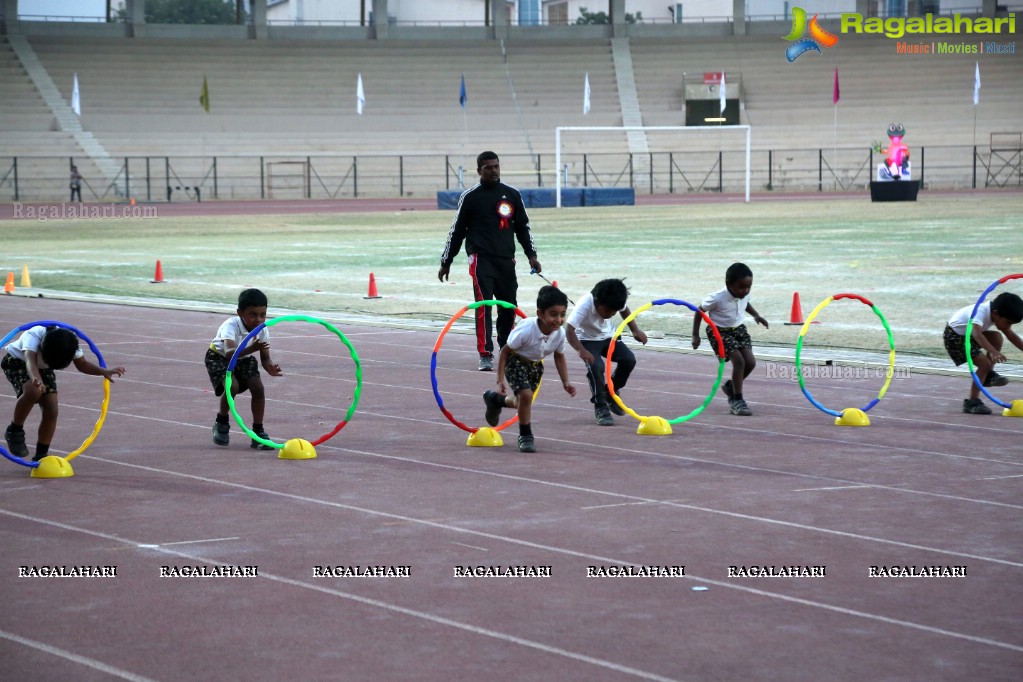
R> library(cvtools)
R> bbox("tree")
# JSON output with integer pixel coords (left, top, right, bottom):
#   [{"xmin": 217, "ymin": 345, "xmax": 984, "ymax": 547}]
[
  {"xmin": 116, "ymin": 0, "xmax": 238, "ymax": 25},
  {"xmin": 575, "ymin": 7, "xmax": 643, "ymax": 24}
]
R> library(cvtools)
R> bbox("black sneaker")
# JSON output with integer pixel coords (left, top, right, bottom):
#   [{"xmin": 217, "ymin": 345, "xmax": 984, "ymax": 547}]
[
  {"xmin": 250, "ymin": 429, "xmax": 274, "ymax": 450},
  {"xmin": 606, "ymin": 392, "xmax": 625, "ymax": 416},
  {"xmin": 478, "ymin": 355, "xmax": 494, "ymax": 372},
  {"xmin": 722, "ymin": 380, "xmax": 735, "ymax": 401},
  {"xmin": 4, "ymin": 425, "xmax": 28, "ymax": 458},
  {"xmin": 212, "ymin": 420, "xmax": 230, "ymax": 446},
  {"xmin": 729, "ymin": 398, "xmax": 753, "ymax": 416},
  {"xmin": 483, "ymin": 390, "xmax": 504, "ymax": 427},
  {"xmin": 962, "ymin": 398, "xmax": 992, "ymax": 415},
  {"xmin": 984, "ymin": 371, "xmax": 1009, "ymax": 388},
  {"xmin": 594, "ymin": 405, "xmax": 614, "ymax": 426},
  {"xmin": 517, "ymin": 434, "xmax": 536, "ymax": 453}
]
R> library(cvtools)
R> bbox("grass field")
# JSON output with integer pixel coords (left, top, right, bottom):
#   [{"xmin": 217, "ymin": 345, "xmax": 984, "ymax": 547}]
[{"xmin": 3, "ymin": 192, "xmax": 1022, "ymax": 358}]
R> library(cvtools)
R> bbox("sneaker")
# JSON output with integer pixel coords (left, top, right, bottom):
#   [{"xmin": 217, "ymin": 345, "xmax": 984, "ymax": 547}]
[
  {"xmin": 212, "ymin": 420, "xmax": 230, "ymax": 446},
  {"xmin": 721, "ymin": 380, "xmax": 735, "ymax": 401},
  {"xmin": 962, "ymin": 398, "xmax": 992, "ymax": 415},
  {"xmin": 984, "ymin": 371, "xmax": 1009, "ymax": 388},
  {"xmin": 729, "ymin": 398, "xmax": 753, "ymax": 416},
  {"xmin": 478, "ymin": 355, "xmax": 494, "ymax": 372},
  {"xmin": 606, "ymin": 392, "xmax": 625, "ymax": 416},
  {"xmin": 483, "ymin": 390, "xmax": 504, "ymax": 427},
  {"xmin": 250, "ymin": 429, "xmax": 274, "ymax": 450},
  {"xmin": 517, "ymin": 434, "xmax": 536, "ymax": 453},
  {"xmin": 4, "ymin": 425, "xmax": 28, "ymax": 458},
  {"xmin": 594, "ymin": 405, "xmax": 614, "ymax": 426}
]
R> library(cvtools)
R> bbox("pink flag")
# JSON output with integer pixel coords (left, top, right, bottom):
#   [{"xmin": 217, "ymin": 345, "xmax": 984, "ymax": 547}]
[{"xmin": 833, "ymin": 68, "xmax": 840, "ymax": 105}]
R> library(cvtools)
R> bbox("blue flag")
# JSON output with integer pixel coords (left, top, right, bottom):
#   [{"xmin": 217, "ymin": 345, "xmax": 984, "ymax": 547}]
[{"xmin": 459, "ymin": 75, "xmax": 467, "ymax": 109}]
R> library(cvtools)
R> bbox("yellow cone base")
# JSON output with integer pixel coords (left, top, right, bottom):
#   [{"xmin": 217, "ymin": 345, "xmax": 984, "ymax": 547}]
[
  {"xmin": 30, "ymin": 455, "xmax": 74, "ymax": 478},
  {"xmin": 835, "ymin": 408, "xmax": 870, "ymax": 427},
  {"xmin": 1002, "ymin": 399, "xmax": 1023, "ymax": 418},
  {"xmin": 279, "ymin": 438, "xmax": 317, "ymax": 460},
  {"xmin": 637, "ymin": 416, "xmax": 673, "ymax": 436},
  {"xmin": 467, "ymin": 427, "xmax": 503, "ymax": 447}
]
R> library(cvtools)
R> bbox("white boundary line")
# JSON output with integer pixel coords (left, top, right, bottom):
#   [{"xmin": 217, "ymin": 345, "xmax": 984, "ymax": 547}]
[{"xmin": 0, "ymin": 628, "xmax": 158, "ymax": 682}]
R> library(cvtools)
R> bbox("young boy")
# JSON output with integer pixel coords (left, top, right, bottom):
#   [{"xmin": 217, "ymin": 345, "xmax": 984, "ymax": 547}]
[
  {"xmin": 692, "ymin": 263, "xmax": 769, "ymax": 416},
  {"xmin": 944, "ymin": 291, "xmax": 1023, "ymax": 414},
  {"xmin": 482, "ymin": 285, "xmax": 577, "ymax": 453},
  {"xmin": 205, "ymin": 288, "xmax": 283, "ymax": 448},
  {"xmin": 566, "ymin": 278, "xmax": 647, "ymax": 426},
  {"xmin": 3, "ymin": 325, "xmax": 125, "ymax": 461}
]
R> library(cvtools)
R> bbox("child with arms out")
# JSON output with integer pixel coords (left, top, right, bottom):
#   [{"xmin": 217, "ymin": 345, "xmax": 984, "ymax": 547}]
[
  {"xmin": 3, "ymin": 326, "xmax": 125, "ymax": 461},
  {"xmin": 943, "ymin": 291, "xmax": 1023, "ymax": 414},
  {"xmin": 482, "ymin": 285, "xmax": 577, "ymax": 453},
  {"xmin": 692, "ymin": 263, "xmax": 768, "ymax": 416},
  {"xmin": 205, "ymin": 288, "xmax": 282, "ymax": 448},
  {"xmin": 565, "ymin": 278, "xmax": 647, "ymax": 426}
]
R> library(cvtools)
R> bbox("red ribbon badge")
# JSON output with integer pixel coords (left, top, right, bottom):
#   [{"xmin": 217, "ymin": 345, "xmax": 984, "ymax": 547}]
[{"xmin": 497, "ymin": 200, "xmax": 513, "ymax": 229}]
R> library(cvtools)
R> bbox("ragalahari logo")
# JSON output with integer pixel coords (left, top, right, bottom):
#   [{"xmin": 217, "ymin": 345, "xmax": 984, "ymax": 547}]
[{"xmin": 783, "ymin": 7, "xmax": 839, "ymax": 62}]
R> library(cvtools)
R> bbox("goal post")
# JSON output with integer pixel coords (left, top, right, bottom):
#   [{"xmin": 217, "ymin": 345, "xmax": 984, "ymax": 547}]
[{"xmin": 554, "ymin": 125, "xmax": 751, "ymax": 207}]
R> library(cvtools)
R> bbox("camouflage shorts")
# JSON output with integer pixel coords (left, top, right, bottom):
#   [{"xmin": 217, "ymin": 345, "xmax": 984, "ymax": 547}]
[
  {"xmin": 505, "ymin": 353, "xmax": 544, "ymax": 393},
  {"xmin": 204, "ymin": 348, "xmax": 259, "ymax": 396},
  {"xmin": 2, "ymin": 354, "xmax": 58, "ymax": 396}
]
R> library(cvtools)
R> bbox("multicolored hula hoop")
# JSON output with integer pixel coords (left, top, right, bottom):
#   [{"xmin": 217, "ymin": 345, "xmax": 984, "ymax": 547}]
[
  {"xmin": 431, "ymin": 300, "xmax": 536, "ymax": 433},
  {"xmin": 225, "ymin": 315, "xmax": 362, "ymax": 449},
  {"xmin": 965, "ymin": 273, "xmax": 1023, "ymax": 410},
  {"xmin": 606, "ymin": 299, "xmax": 726, "ymax": 424},
  {"xmin": 0, "ymin": 320, "xmax": 110, "ymax": 468},
  {"xmin": 794, "ymin": 294, "xmax": 896, "ymax": 417}
]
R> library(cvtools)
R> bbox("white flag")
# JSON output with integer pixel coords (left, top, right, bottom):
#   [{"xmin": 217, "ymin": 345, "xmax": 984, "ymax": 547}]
[
  {"xmin": 719, "ymin": 71, "xmax": 726, "ymax": 115},
  {"xmin": 973, "ymin": 62, "xmax": 980, "ymax": 106},
  {"xmin": 583, "ymin": 72, "xmax": 591, "ymax": 115},
  {"xmin": 71, "ymin": 72, "xmax": 81, "ymax": 116},
  {"xmin": 357, "ymin": 73, "xmax": 366, "ymax": 115}
]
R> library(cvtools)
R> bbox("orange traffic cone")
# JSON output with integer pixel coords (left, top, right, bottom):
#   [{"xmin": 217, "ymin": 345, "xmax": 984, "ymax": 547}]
[
  {"xmin": 3, "ymin": 272, "xmax": 14, "ymax": 294},
  {"xmin": 364, "ymin": 272, "xmax": 381, "ymax": 299},
  {"xmin": 20, "ymin": 265, "xmax": 31, "ymax": 288},
  {"xmin": 784, "ymin": 292, "xmax": 804, "ymax": 326},
  {"xmin": 151, "ymin": 260, "xmax": 164, "ymax": 284},
  {"xmin": 552, "ymin": 280, "xmax": 558, "ymax": 288}
]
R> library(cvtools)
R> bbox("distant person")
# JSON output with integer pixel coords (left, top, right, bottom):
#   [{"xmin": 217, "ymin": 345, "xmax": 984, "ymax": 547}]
[
  {"xmin": 692, "ymin": 263, "xmax": 769, "ymax": 416},
  {"xmin": 438, "ymin": 151, "xmax": 541, "ymax": 372},
  {"xmin": 205, "ymin": 288, "xmax": 282, "ymax": 448},
  {"xmin": 565, "ymin": 278, "xmax": 647, "ymax": 426},
  {"xmin": 482, "ymin": 285, "xmax": 577, "ymax": 453},
  {"xmin": 943, "ymin": 291, "xmax": 1023, "ymax": 414},
  {"xmin": 69, "ymin": 165, "xmax": 82, "ymax": 202},
  {"xmin": 3, "ymin": 325, "xmax": 125, "ymax": 461}
]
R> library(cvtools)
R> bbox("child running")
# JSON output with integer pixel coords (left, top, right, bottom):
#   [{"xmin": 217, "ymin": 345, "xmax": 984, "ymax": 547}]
[
  {"xmin": 205, "ymin": 288, "xmax": 283, "ymax": 448},
  {"xmin": 943, "ymin": 291, "xmax": 1023, "ymax": 414},
  {"xmin": 3, "ymin": 325, "xmax": 126, "ymax": 461},
  {"xmin": 482, "ymin": 285, "xmax": 577, "ymax": 453},
  {"xmin": 692, "ymin": 263, "xmax": 769, "ymax": 416},
  {"xmin": 566, "ymin": 278, "xmax": 647, "ymax": 425}
]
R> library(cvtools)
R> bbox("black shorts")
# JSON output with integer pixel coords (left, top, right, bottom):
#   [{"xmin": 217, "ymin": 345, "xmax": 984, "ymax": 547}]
[
  {"xmin": 707, "ymin": 324, "xmax": 752, "ymax": 361},
  {"xmin": 2, "ymin": 354, "xmax": 58, "ymax": 396},
  {"xmin": 505, "ymin": 353, "xmax": 544, "ymax": 393},
  {"xmin": 943, "ymin": 324, "xmax": 980, "ymax": 366},
  {"xmin": 205, "ymin": 348, "xmax": 259, "ymax": 396}
]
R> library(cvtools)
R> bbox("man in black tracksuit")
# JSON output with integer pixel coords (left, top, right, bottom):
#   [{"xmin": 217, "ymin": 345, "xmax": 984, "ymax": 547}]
[{"xmin": 438, "ymin": 151, "xmax": 541, "ymax": 371}]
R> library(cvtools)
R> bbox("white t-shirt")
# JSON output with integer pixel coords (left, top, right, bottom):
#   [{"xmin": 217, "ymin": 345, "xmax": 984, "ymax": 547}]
[
  {"xmin": 701, "ymin": 287, "xmax": 751, "ymax": 328},
  {"xmin": 947, "ymin": 301, "xmax": 992, "ymax": 336},
  {"xmin": 3, "ymin": 326, "xmax": 84, "ymax": 367},
  {"xmin": 567, "ymin": 293, "xmax": 621, "ymax": 342},
  {"xmin": 506, "ymin": 318, "xmax": 566, "ymax": 362},
  {"xmin": 210, "ymin": 316, "xmax": 270, "ymax": 356}
]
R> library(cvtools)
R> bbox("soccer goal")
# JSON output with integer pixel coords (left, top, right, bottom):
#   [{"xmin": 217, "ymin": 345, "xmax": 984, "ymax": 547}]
[{"xmin": 554, "ymin": 125, "xmax": 751, "ymax": 207}]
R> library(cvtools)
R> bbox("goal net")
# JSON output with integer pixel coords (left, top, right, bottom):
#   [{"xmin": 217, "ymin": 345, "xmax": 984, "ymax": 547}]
[{"xmin": 554, "ymin": 125, "xmax": 751, "ymax": 206}]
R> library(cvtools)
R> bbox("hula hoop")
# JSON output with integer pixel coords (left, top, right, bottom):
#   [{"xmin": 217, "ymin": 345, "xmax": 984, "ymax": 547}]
[
  {"xmin": 606, "ymin": 299, "xmax": 726, "ymax": 424},
  {"xmin": 431, "ymin": 300, "xmax": 536, "ymax": 433},
  {"xmin": 225, "ymin": 315, "xmax": 362, "ymax": 449},
  {"xmin": 965, "ymin": 273, "xmax": 1023, "ymax": 409},
  {"xmin": 794, "ymin": 293, "xmax": 896, "ymax": 417},
  {"xmin": 0, "ymin": 320, "xmax": 110, "ymax": 468}
]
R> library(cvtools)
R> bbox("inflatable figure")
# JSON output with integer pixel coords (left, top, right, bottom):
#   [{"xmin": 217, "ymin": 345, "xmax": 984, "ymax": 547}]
[{"xmin": 875, "ymin": 123, "xmax": 910, "ymax": 181}]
